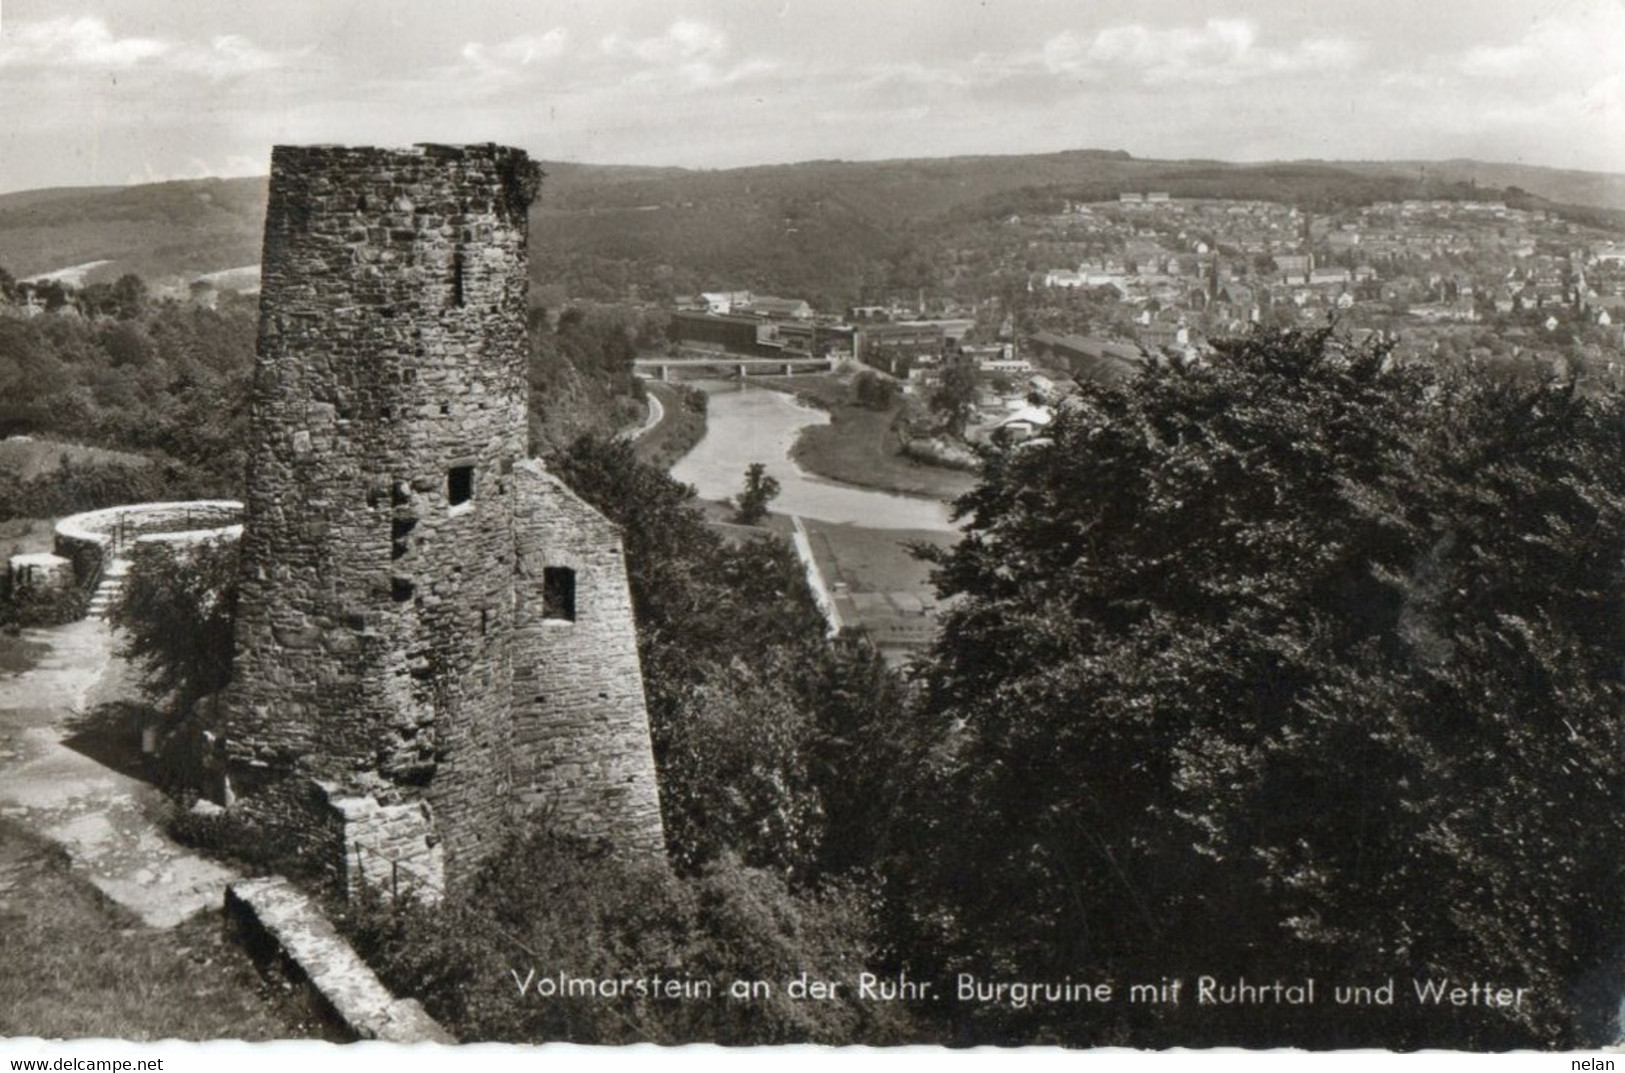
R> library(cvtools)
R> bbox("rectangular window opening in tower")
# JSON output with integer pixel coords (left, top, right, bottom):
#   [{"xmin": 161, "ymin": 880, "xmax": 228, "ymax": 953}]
[
  {"xmin": 542, "ymin": 567, "xmax": 577, "ymax": 623},
  {"xmin": 448, "ymin": 465, "xmax": 475, "ymax": 507}
]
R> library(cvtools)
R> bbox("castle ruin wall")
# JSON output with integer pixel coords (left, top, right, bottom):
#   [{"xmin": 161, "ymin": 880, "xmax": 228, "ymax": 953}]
[
  {"xmin": 510, "ymin": 463, "xmax": 665, "ymax": 854},
  {"xmin": 218, "ymin": 144, "xmax": 663, "ymax": 890}
]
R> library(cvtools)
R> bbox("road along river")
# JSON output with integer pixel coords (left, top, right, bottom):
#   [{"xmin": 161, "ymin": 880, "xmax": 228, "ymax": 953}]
[{"xmin": 670, "ymin": 383, "xmax": 958, "ymax": 533}]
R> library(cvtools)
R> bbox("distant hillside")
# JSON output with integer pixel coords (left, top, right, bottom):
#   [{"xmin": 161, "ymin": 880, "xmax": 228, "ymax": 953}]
[
  {"xmin": 0, "ymin": 177, "xmax": 267, "ymax": 288},
  {"xmin": 1328, "ymin": 159, "xmax": 1625, "ymax": 213},
  {"xmin": 2, "ymin": 150, "xmax": 1621, "ymax": 305}
]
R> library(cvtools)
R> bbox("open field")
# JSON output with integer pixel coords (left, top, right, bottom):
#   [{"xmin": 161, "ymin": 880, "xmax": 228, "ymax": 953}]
[
  {"xmin": 800, "ymin": 519, "xmax": 960, "ymax": 658},
  {"xmin": 0, "ymin": 437, "xmax": 150, "ymax": 482}
]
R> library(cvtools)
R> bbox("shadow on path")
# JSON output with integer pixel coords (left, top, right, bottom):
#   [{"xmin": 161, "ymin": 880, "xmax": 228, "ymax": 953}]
[{"xmin": 0, "ymin": 617, "xmax": 236, "ymax": 928}]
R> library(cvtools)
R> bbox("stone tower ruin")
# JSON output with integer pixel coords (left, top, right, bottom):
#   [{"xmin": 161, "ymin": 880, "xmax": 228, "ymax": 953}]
[{"xmin": 218, "ymin": 144, "xmax": 664, "ymax": 894}]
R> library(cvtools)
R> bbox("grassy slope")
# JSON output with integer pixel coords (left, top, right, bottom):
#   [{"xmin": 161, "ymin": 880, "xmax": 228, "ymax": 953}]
[
  {"xmin": 751, "ymin": 375, "xmax": 979, "ymax": 501},
  {"xmin": 801, "ymin": 520, "xmax": 956, "ymax": 596},
  {"xmin": 0, "ymin": 819, "xmax": 319, "ymax": 1041},
  {"xmin": 0, "ymin": 178, "xmax": 268, "ymax": 283},
  {"xmin": 1327, "ymin": 158, "xmax": 1625, "ymax": 213},
  {"xmin": 632, "ymin": 381, "xmax": 707, "ymax": 471},
  {"xmin": 0, "ymin": 438, "xmax": 150, "ymax": 482}
]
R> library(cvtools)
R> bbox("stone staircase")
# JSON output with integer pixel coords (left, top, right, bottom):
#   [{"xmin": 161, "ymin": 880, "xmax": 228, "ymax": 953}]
[{"xmin": 85, "ymin": 557, "xmax": 130, "ymax": 621}]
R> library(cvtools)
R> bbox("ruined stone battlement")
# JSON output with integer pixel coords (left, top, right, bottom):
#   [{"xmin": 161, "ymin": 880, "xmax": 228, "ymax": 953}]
[{"xmin": 218, "ymin": 144, "xmax": 663, "ymax": 892}]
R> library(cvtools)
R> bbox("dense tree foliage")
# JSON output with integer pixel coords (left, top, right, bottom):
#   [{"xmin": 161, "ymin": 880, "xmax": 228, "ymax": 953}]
[
  {"xmin": 851, "ymin": 369, "xmax": 901, "ymax": 411},
  {"xmin": 343, "ymin": 830, "xmax": 918, "ymax": 1044},
  {"xmin": 928, "ymin": 359, "xmax": 981, "ymax": 438},
  {"xmin": 0, "ymin": 454, "xmax": 212, "ymax": 524},
  {"xmin": 0, "ymin": 293, "xmax": 256, "ymax": 496},
  {"xmin": 525, "ymin": 303, "xmax": 655, "ymax": 454},
  {"xmin": 890, "ymin": 327, "xmax": 1625, "ymax": 1047},
  {"xmin": 109, "ymin": 537, "xmax": 240, "ymax": 717}
]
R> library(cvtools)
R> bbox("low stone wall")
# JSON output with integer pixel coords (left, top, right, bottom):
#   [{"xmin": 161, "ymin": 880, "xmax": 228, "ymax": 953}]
[
  {"xmin": 225, "ymin": 876, "xmax": 454, "ymax": 1043},
  {"xmin": 51, "ymin": 500, "xmax": 243, "ymax": 618},
  {"xmin": 326, "ymin": 789, "xmax": 445, "ymax": 903},
  {"xmin": 55, "ymin": 499, "xmax": 243, "ymax": 562}
]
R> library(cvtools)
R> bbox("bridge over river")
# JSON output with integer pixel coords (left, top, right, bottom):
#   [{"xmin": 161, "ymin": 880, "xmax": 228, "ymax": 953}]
[{"xmin": 632, "ymin": 354, "xmax": 838, "ymax": 381}]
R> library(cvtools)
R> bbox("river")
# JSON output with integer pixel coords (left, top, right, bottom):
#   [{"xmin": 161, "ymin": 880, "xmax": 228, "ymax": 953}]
[{"xmin": 670, "ymin": 383, "xmax": 959, "ymax": 532}]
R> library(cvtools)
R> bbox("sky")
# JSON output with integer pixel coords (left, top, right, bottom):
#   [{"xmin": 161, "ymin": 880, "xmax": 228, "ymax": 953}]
[{"xmin": 0, "ymin": 0, "xmax": 1621, "ymax": 193}]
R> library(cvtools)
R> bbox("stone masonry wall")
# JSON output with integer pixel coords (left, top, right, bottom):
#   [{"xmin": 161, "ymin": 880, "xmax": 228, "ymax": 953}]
[
  {"xmin": 327, "ymin": 790, "xmax": 445, "ymax": 901},
  {"xmin": 219, "ymin": 143, "xmax": 664, "ymax": 893},
  {"xmin": 509, "ymin": 463, "xmax": 665, "ymax": 854},
  {"xmin": 222, "ymin": 145, "xmax": 541, "ymax": 885}
]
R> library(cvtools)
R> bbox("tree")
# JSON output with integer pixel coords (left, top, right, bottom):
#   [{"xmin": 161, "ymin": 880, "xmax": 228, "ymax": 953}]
[
  {"xmin": 344, "ymin": 827, "xmax": 917, "ymax": 1044},
  {"xmin": 37, "ymin": 281, "xmax": 70, "ymax": 312},
  {"xmin": 110, "ymin": 537, "xmax": 240, "ymax": 715},
  {"xmin": 851, "ymin": 369, "xmax": 900, "ymax": 411},
  {"xmin": 110, "ymin": 273, "xmax": 149, "ymax": 319},
  {"xmin": 928, "ymin": 359, "xmax": 979, "ymax": 438},
  {"xmin": 892, "ymin": 327, "xmax": 1625, "ymax": 1047},
  {"xmin": 731, "ymin": 462, "xmax": 781, "ymax": 526},
  {"xmin": 796, "ymin": 632, "xmax": 922, "ymax": 878}
]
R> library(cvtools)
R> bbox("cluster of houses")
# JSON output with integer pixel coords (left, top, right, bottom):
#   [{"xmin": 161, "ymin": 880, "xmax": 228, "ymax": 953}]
[
  {"xmin": 1029, "ymin": 194, "xmax": 1625, "ymax": 368},
  {"xmin": 668, "ymin": 282, "xmax": 1178, "ymax": 446}
]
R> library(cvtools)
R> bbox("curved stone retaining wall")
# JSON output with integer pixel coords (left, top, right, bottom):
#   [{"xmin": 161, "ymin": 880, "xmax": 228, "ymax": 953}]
[{"xmin": 52, "ymin": 500, "xmax": 244, "ymax": 616}]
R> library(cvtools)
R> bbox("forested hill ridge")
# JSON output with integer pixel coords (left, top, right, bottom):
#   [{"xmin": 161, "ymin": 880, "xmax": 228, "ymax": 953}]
[{"xmin": 1, "ymin": 151, "xmax": 1621, "ymax": 309}]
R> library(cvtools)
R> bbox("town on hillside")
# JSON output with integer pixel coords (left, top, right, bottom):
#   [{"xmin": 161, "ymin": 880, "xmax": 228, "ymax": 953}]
[{"xmin": 658, "ymin": 191, "xmax": 1625, "ymax": 446}]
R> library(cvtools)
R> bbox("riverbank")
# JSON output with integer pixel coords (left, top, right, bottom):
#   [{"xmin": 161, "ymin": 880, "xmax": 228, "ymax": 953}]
[
  {"xmin": 671, "ymin": 383, "xmax": 956, "ymax": 532},
  {"xmin": 747, "ymin": 375, "xmax": 979, "ymax": 503},
  {"xmin": 632, "ymin": 380, "xmax": 707, "ymax": 470},
  {"xmin": 667, "ymin": 377, "xmax": 966, "ymax": 654}
]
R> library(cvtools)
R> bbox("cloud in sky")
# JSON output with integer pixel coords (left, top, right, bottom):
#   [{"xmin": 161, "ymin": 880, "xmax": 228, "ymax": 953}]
[
  {"xmin": 600, "ymin": 19, "xmax": 727, "ymax": 65},
  {"xmin": 0, "ymin": 2, "xmax": 1619, "ymax": 194},
  {"xmin": 1456, "ymin": 7, "xmax": 1619, "ymax": 82},
  {"xmin": 0, "ymin": 14, "xmax": 304, "ymax": 78},
  {"xmin": 459, "ymin": 30, "xmax": 570, "ymax": 75},
  {"xmin": 1039, "ymin": 19, "xmax": 1365, "ymax": 86},
  {"xmin": 0, "ymin": 15, "xmax": 167, "ymax": 68}
]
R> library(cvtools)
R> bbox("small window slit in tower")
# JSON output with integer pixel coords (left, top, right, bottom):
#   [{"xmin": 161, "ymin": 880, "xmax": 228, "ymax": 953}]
[{"xmin": 448, "ymin": 465, "xmax": 474, "ymax": 506}]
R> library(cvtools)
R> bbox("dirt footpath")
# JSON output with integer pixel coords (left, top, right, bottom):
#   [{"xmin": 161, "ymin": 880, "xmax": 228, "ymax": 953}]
[{"xmin": 0, "ymin": 618, "xmax": 236, "ymax": 927}]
